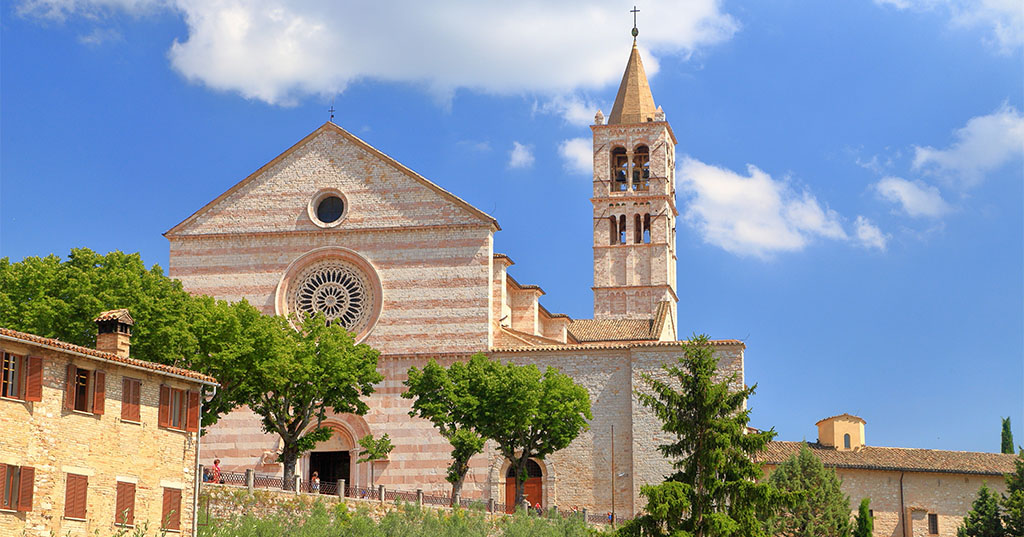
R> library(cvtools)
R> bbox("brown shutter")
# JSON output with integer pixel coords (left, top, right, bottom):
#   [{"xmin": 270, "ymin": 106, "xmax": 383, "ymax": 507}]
[
  {"xmin": 25, "ymin": 356, "xmax": 43, "ymax": 402},
  {"xmin": 64, "ymin": 474, "xmax": 87, "ymax": 519},
  {"xmin": 0, "ymin": 465, "xmax": 7, "ymax": 510},
  {"xmin": 115, "ymin": 481, "xmax": 135, "ymax": 525},
  {"xmin": 121, "ymin": 378, "xmax": 141, "ymax": 421},
  {"xmin": 92, "ymin": 370, "xmax": 105, "ymax": 415},
  {"xmin": 64, "ymin": 364, "xmax": 77, "ymax": 410},
  {"xmin": 16, "ymin": 466, "xmax": 33, "ymax": 512},
  {"xmin": 185, "ymin": 390, "xmax": 200, "ymax": 432},
  {"xmin": 158, "ymin": 385, "xmax": 171, "ymax": 427},
  {"xmin": 162, "ymin": 487, "xmax": 182, "ymax": 530}
]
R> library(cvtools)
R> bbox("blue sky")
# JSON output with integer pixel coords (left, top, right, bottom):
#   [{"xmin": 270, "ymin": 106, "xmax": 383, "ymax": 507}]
[{"xmin": 2, "ymin": 1, "xmax": 1022, "ymax": 454}]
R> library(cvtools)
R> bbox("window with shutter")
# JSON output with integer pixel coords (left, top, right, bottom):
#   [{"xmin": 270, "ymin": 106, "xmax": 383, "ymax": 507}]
[
  {"xmin": 64, "ymin": 473, "xmax": 88, "ymax": 519},
  {"xmin": 162, "ymin": 487, "xmax": 182, "ymax": 530},
  {"xmin": 115, "ymin": 481, "xmax": 135, "ymax": 526},
  {"xmin": 73, "ymin": 367, "xmax": 91, "ymax": 412},
  {"xmin": 122, "ymin": 378, "xmax": 141, "ymax": 422},
  {"xmin": 160, "ymin": 385, "xmax": 192, "ymax": 432},
  {"xmin": 92, "ymin": 370, "xmax": 105, "ymax": 415},
  {"xmin": 25, "ymin": 356, "xmax": 43, "ymax": 402},
  {"xmin": 1, "ymin": 352, "xmax": 23, "ymax": 400},
  {"xmin": 16, "ymin": 467, "xmax": 33, "ymax": 512},
  {"xmin": 1, "ymin": 464, "xmax": 17, "ymax": 511}
]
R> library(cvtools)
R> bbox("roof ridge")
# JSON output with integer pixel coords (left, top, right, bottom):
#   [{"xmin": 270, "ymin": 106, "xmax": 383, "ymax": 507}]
[{"xmin": 0, "ymin": 326, "xmax": 217, "ymax": 385}]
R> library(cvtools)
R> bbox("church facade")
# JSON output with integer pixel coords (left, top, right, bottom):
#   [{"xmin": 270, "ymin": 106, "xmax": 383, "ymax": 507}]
[{"xmin": 165, "ymin": 40, "xmax": 744, "ymax": 517}]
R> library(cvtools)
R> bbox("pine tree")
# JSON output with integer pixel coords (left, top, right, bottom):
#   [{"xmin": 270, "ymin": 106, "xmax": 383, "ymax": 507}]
[
  {"xmin": 767, "ymin": 443, "xmax": 851, "ymax": 537},
  {"xmin": 958, "ymin": 484, "xmax": 1004, "ymax": 537},
  {"xmin": 618, "ymin": 334, "xmax": 779, "ymax": 537},
  {"xmin": 852, "ymin": 498, "xmax": 873, "ymax": 537},
  {"xmin": 1002, "ymin": 450, "xmax": 1024, "ymax": 537},
  {"xmin": 1002, "ymin": 418, "xmax": 1014, "ymax": 454}
]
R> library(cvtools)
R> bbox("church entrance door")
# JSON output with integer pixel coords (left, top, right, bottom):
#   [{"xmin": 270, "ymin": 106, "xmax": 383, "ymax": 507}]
[
  {"xmin": 504, "ymin": 460, "xmax": 543, "ymax": 513},
  {"xmin": 309, "ymin": 451, "xmax": 350, "ymax": 493}
]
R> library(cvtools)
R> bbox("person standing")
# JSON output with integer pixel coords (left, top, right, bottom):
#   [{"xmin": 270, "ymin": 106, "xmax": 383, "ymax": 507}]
[{"xmin": 212, "ymin": 459, "xmax": 223, "ymax": 484}]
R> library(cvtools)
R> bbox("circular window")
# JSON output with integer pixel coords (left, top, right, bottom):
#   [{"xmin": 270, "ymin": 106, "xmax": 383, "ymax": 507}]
[
  {"xmin": 308, "ymin": 189, "xmax": 348, "ymax": 228},
  {"xmin": 317, "ymin": 196, "xmax": 345, "ymax": 223},
  {"xmin": 286, "ymin": 259, "xmax": 374, "ymax": 333}
]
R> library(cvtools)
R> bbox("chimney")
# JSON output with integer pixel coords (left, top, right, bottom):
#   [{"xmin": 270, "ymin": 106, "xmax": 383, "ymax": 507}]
[{"xmin": 95, "ymin": 309, "xmax": 134, "ymax": 358}]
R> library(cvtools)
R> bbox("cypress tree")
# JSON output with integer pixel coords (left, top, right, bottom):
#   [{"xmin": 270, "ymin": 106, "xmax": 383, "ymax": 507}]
[
  {"xmin": 1002, "ymin": 418, "xmax": 1014, "ymax": 455},
  {"xmin": 958, "ymin": 484, "xmax": 1005, "ymax": 537},
  {"xmin": 852, "ymin": 498, "xmax": 873, "ymax": 537},
  {"xmin": 767, "ymin": 443, "xmax": 851, "ymax": 537},
  {"xmin": 618, "ymin": 334, "xmax": 779, "ymax": 537}
]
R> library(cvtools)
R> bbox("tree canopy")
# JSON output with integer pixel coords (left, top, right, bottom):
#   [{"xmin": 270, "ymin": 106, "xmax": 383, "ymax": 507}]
[
  {"xmin": 403, "ymin": 358, "xmax": 486, "ymax": 499},
  {"xmin": 620, "ymin": 334, "xmax": 779, "ymax": 537},
  {"xmin": 958, "ymin": 484, "xmax": 1005, "ymax": 537},
  {"xmin": 1002, "ymin": 450, "xmax": 1024, "ymax": 536},
  {"xmin": 403, "ymin": 353, "xmax": 591, "ymax": 507},
  {"xmin": 1002, "ymin": 418, "xmax": 1014, "ymax": 455},
  {"xmin": 357, "ymin": 433, "xmax": 395, "ymax": 487},
  {"xmin": 766, "ymin": 443, "xmax": 851, "ymax": 537}
]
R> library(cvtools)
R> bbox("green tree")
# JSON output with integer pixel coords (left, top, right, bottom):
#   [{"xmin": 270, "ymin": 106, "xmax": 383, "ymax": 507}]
[
  {"xmin": 460, "ymin": 353, "xmax": 592, "ymax": 507},
  {"xmin": 852, "ymin": 498, "xmax": 873, "ymax": 537},
  {"xmin": 1002, "ymin": 418, "xmax": 1014, "ymax": 454},
  {"xmin": 957, "ymin": 484, "xmax": 1004, "ymax": 537},
  {"xmin": 236, "ymin": 312, "xmax": 382, "ymax": 489},
  {"xmin": 403, "ymin": 359, "xmax": 486, "ymax": 499},
  {"xmin": 1002, "ymin": 450, "xmax": 1024, "ymax": 536},
  {"xmin": 766, "ymin": 443, "xmax": 851, "ymax": 537},
  {"xmin": 0, "ymin": 249, "xmax": 196, "ymax": 366},
  {"xmin": 619, "ymin": 334, "xmax": 779, "ymax": 537},
  {"xmin": 357, "ymin": 433, "xmax": 395, "ymax": 488}
]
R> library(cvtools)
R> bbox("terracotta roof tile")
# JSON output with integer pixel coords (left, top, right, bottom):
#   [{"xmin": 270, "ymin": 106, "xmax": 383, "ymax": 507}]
[
  {"xmin": 0, "ymin": 327, "xmax": 218, "ymax": 385},
  {"xmin": 756, "ymin": 441, "xmax": 1016, "ymax": 476},
  {"xmin": 568, "ymin": 319, "xmax": 654, "ymax": 342},
  {"xmin": 492, "ymin": 338, "xmax": 745, "ymax": 353},
  {"xmin": 816, "ymin": 413, "xmax": 866, "ymax": 425}
]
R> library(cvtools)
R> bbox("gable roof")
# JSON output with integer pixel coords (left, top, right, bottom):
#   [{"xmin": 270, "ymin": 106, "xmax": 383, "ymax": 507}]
[
  {"xmin": 165, "ymin": 122, "xmax": 499, "ymax": 237},
  {"xmin": 95, "ymin": 308, "xmax": 134, "ymax": 325},
  {"xmin": 0, "ymin": 327, "xmax": 218, "ymax": 385},
  {"xmin": 816, "ymin": 413, "xmax": 866, "ymax": 425},
  {"xmin": 757, "ymin": 441, "xmax": 1016, "ymax": 476}
]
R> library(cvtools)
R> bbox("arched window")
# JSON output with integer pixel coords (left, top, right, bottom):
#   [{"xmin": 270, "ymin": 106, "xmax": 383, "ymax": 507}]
[
  {"xmin": 844, "ymin": 434, "xmax": 851, "ymax": 449},
  {"xmin": 609, "ymin": 216, "xmax": 618, "ymax": 245},
  {"xmin": 506, "ymin": 459, "xmax": 543, "ymax": 479},
  {"xmin": 611, "ymin": 147, "xmax": 628, "ymax": 192},
  {"xmin": 634, "ymin": 214, "xmax": 642, "ymax": 244},
  {"xmin": 643, "ymin": 214, "xmax": 651, "ymax": 244},
  {"xmin": 619, "ymin": 215, "xmax": 626, "ymax": 244},
  {"xmin": 633, "ymin": 145, "xmax": 650, "ymax": 190}
]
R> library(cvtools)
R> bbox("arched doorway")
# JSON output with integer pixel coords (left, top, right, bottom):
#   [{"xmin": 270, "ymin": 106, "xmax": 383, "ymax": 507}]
[
  {"xmin": 505, "ymin": 460, "xmax": 543, "ymax": 513},
  {"xmin": 302, "ymin": 421, "xmax": 358, "ymax": 494}
]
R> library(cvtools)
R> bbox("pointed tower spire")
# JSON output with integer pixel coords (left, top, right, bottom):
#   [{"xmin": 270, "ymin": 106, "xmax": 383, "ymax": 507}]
[{"xmin": 607, "ymin": 41, "xmax": 657, "ymax": 125}]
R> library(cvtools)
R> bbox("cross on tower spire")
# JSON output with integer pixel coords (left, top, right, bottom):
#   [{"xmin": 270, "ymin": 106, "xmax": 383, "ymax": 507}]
[
  {"xmin": 328, "ymin": 103, "xmax": 336, "ymax": 122},
  {"xmin": 630, "ymin": 6, "xmax": 640, "ymax": 39}
]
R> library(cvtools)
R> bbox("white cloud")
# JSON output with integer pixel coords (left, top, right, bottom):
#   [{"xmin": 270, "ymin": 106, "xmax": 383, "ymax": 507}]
[
  {"xmin": 535, "ymin": 94, "xmax": 605, "ymax": 127},
  {"xmin": 558, "ymin": 138, "xmax": 592, "ymax": 175},
  {"xmin": 912, "ymin": 103, "xmax": 1024, "ymax": 188},
  {"xmin": 874, "ymin": 0, "xmax": 1023, "ymax": 53},
  {"xmin": 508, "ymin": 142, "xmax": 534, "ymax": 169},
  {"xmin": 875, "ymin": 176, "xmax": 951, "ymax": 217},
  {"xmin": 678, "ymin": 157, "xmax": 867, "ymax": 258},
  {"xmin": 854, "ymin": 216, "xmax": 889, "ymax": 250},
  {"xmin": 78, "ymin": 27, "xmax": 122, "ymax": 46},
  {"xmin": 19, "ymin": 0, "xmax": 738, "ymax": 105}
]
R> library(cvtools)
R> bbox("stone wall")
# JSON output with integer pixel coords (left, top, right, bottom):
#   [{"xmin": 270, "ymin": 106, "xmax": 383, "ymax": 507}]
[{"xmin": 0, "ymin": 343, "xmax": 200, "ymax": 537}]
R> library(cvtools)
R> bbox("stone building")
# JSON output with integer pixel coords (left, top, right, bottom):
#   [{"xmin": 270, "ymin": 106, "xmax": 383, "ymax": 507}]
[
  {"xmin": 0, "ymin": 309, "xmax": 217, "ymax": 536},
  {"xmin": 165, "ymin": 38, "xmax": 744, "ymax": 517},
  {"xmin": 758, "ymin": 414, "xmax": 1017, "ymax": 537}
]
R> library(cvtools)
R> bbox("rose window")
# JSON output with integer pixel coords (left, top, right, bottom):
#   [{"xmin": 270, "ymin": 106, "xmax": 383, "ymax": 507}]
[{"xmin": 287, "ymin": 260, "xmax": 373, "ymax": 332}]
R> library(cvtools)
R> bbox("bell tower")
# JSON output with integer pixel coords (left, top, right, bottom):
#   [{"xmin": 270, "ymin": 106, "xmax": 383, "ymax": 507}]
[{"xmin": 590, "ymin": 35, "xmax": 678, "ymax": 336}]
